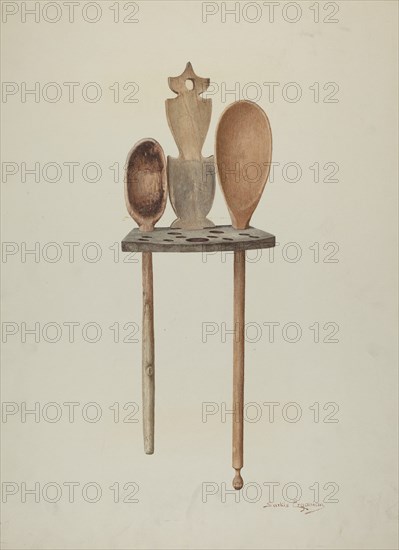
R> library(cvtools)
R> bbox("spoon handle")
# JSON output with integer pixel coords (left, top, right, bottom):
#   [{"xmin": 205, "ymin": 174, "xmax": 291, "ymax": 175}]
[
  {"xmin": 142, "ymin": 251, "xmax": 154, "ymax": 454},
  {"xmin": 232, "ymin": 250, "xmax": 245, "ymax": 489}
]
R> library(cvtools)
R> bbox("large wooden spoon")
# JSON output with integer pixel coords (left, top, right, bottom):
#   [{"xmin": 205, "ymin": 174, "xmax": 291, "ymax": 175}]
[
  {"xmin": 215, "ymin": 100, "xmax": 272, "ymax": 230},
  {"xmin": 125, "ymin": 138, "xmax": 167, "ymax": 454},
  {"xmin": 215, "ymin": 101, "xmax": 272, "ymax": 490}
]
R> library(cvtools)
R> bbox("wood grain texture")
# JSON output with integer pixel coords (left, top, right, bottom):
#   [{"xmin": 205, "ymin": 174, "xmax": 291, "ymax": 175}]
[
  {"xmin": 142, "ymin": 252, "xmax": 155, "ymax": 454},
  {"xmin": 232, "ymin": 250, "xmax": 245, "ymax": 490},
  {"xmin": 125, "ymin": 138, "xmax": 167, "ymax": 232},
  {"xmin": 166, "ymin": 62, "xmax": 215, "ymax": 229},
  {"xmin": 122, "ymin": 225, "xmax": 275, "ymax": 253},
  {"xmin": 215, "ymin": 100, "xmax": 272, "ymax": 230}
]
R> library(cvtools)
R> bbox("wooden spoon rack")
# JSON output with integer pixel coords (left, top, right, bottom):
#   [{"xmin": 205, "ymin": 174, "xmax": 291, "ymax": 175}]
[{"xmin": 122, "ymin": 62, "xmax": 275, "ymax": 490}]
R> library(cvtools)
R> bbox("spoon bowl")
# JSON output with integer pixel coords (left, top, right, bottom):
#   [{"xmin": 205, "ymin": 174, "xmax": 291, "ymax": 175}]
[
  {"xmin": 125, "ymin": 138, "xmax": 167, "ymax": 232},
  {"xmin": 215, "ymin": 100, "xmax": 272, "ymax": 229}
]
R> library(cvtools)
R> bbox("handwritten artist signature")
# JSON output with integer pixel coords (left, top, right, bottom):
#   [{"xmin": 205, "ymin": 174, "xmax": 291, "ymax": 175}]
[{"xmin": 263, "ymin": 502, "xmax": 325, "ymax": 515}]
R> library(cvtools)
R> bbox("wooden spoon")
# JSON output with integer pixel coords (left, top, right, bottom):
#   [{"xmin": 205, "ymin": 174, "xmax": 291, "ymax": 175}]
[
  {"xmin": 125, "ymin": 138, "xmax": 167, "ymax": 454},
  {"xmin": 215, "ymin": 100, "xmax": 272, "ymax": 230},
  {"xmin": 125, "ymin": 138, "xmax": 167, "ymax": 232},
  {"xmin": 215, "ymin": 101, "xmax": 272, "ymax": 490}
]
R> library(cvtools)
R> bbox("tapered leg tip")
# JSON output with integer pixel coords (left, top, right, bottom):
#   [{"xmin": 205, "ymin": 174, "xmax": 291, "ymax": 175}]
[
  {"xmin": 144, "ymin": 439, "xmax": 154, "ymax": 455},
  {"xmin": 233, "ymin": 469, "xmax": 243, "ymax": 490}
]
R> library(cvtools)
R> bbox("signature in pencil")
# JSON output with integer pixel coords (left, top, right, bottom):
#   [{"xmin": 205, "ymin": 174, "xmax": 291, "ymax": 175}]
[{"xmin": 263, "ymin": 501, "xmax": 325, "ymax": 514}]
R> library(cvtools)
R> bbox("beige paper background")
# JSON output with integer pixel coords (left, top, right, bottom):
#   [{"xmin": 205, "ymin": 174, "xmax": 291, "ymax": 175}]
[{"xmin": 1, "ymin": 1, "xmax": 398, "ymax": 548}]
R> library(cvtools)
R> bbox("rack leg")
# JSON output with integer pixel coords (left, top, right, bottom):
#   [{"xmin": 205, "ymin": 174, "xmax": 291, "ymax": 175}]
[
  {"xmin": 142, "ymin": 251, "xmax": 154, "ymax": 454},
  {"xmin": 232, "ymin": 250, "xmax": 245, "ymax": 489}
]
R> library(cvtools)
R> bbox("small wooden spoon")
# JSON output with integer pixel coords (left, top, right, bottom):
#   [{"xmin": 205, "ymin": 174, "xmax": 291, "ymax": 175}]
[
  {"xmin": 125, "ymin": 138, "xmax": 167, "ymax": 232},
  {"xmin": 215, "ymin": 100, "xmax": 272, "ymax": 229},
  {"xmin": 125, "ymin": 138, "xmax": 167, "ymax": 454}
]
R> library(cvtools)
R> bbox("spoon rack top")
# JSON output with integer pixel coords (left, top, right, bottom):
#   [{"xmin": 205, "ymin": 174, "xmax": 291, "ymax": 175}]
[{"xmin": 122, "ymin": 225, "xmax": 275, "ymax": 253}]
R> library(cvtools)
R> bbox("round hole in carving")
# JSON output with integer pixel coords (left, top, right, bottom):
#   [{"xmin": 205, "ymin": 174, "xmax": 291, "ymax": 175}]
[
  {"xmin": 186, "ymin": 237, "xmax": 209, "ymax": 243},
  {"xmin": 209, "ymin": 230, "xmax": 224, "ymax": 234},
  {"xmin": 185, "ymin": 79, "xmax": 194, "ymax": 91}
]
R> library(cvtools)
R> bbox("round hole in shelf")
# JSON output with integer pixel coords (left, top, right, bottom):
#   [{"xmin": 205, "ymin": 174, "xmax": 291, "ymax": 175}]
[
  {"xmin": 185, "ymin": 79, "xmax": 194, "ymax": 91},
  {"xmin": 186, "ymin": 238, "xmax": 209, "ymax": 243}
]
